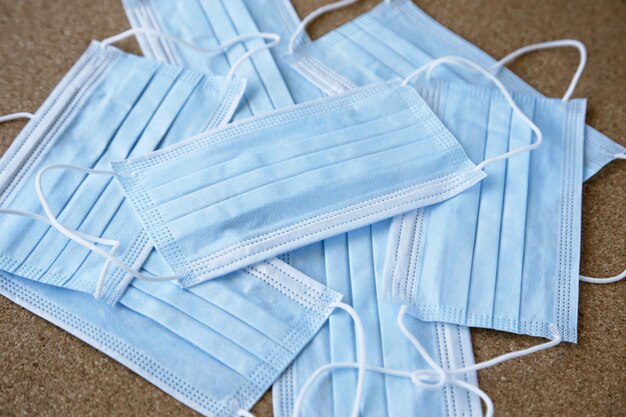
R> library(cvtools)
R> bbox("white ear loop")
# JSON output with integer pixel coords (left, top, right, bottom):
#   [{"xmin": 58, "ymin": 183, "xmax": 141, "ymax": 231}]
[
  {"xmin": 579, "ymin": 152, "xmax": 625, "ymax": 284},
  {"xmin": 35, "ymin": 164, "xmax": 180, "ymax": 298},
  {"xmin": 0, "ymin": 112, "xmax": 35, "ymax": 123},
  {"xmin": 403, "ymin": 56, "xmax": 543, "ymax": 172},
  {"xmin": 288, "ymin": 0, "xmax": 360, "ymax": 53},
  {"xmin": 101, "ymin": 28, "xmax": 280, "ymax": 80},
  {"xmin": 490, "ymin": 39, "xmax": 587, "ymax": 103}
]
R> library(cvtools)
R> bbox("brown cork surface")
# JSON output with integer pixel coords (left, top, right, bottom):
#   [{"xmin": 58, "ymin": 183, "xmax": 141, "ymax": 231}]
[{"xmin": 0, "ymin": 1, "xmax": 624, "ymax": 416}]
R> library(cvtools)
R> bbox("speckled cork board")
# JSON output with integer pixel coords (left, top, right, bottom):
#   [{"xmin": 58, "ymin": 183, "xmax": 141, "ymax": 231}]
[{"xmin": 0, "ymin": 1, "xmax": 624, "ymax": 416}]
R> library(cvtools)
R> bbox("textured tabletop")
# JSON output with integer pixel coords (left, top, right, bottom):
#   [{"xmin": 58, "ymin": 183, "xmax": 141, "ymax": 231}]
[{"xmin": 0, "ymin": 1, "xmax": 624, "ymax": 416}]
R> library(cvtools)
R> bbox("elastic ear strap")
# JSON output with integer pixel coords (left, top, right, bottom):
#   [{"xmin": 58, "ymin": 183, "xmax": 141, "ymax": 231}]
[
  {"xmin": 292, "ymin": 301, "xmax": 366, "ymax": 417},
  {"xmin": 288, "ymin": 0, "xmax": 360, "ymax": 53},
  {"xmin": 403, "ymin": 56, "xmax": 543, "ymax": 172},
  {"xmin": 35, "ymin": 164, "xmax": 180, "ymax": 297},
  {"xmin": 580, "ymin": 266, "xmax": 626, "ymax": 284},
  {"xmin": 101, "ymin": 28, "xmax": 281, "ymax": 80},
  {"xmin": 490, "ymin": 39, "xmax": 587, "ymax": 102},
  {"xmin": 0, "ymin": 112, "xmax": 34, "ymax": 123}
]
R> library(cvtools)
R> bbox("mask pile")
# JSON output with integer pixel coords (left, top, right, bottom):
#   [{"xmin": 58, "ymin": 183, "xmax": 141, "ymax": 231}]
[{"xmin": 0, "ymin": 0, "xmax": 623, "ymax": 416}]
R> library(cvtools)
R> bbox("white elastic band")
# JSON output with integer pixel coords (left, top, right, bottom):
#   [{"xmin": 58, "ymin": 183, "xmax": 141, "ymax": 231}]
[
  {"xmin": 288, "ymin": 0, "xmax": 359, "ymax": 53},
  {"xmin": 292, "ymin": 301, "xmax": 366, "ymax": 417},
  {"xmin": 0, "ymin": 112, "xmax": 34, "ymax": 123},
  {"xmin": 237, "ymin": 409, "xmax": 256, "ymax": 417},
  {"xmin": 35, "ymin": 164, "xmax": 180, "ymax": 297},
  {"xmin": 0, "ymin": 208, "xmax": 121, "ymax": 297},
  {"xmin": 490, "ymin": 39, "xmax": 587, "ymax": 103},
  {"xmin": 101, "ymin": 28, "xmax": 280, "ymax": 80},
  {"xmin": 403, "ymin": 56, "xmax": 543, "ymax": 172},
  {"xmin": 579, "ymin": 153, "xmax": 625, "ymax": 284},
  {"xmin": 580, "ymin": 268, "xmax": 626, "ymax": 284}
]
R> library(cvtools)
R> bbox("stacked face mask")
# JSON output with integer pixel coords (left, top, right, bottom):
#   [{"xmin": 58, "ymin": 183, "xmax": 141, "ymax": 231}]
[
  {"xmin": 384, "ymin": 80, "xmax": 586, "ymax": 341},
  {"xmin": 111, "ymin": 79, "xmax": 486, "ymax": 286},
  {"xmin": 282, "ymin": 0, "xmax": 623, "ymax": 341},
  {"xmin": 0, "ymin": 40, "xmax": 346, "ymax": 417},
  {"xmin": 120, "ymin": 4, "xmax": 486, "ymax": 414},
  {"xmin": 274, "ymin": 221, "xmax": 482, "ymax": 417},
  {"xmin": 0, "ymin": 41, "xmax": 245, "ymax": 302}
]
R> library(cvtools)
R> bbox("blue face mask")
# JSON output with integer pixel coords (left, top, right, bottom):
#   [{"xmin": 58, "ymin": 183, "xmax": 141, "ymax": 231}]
[
  {"xmin": 0, "ymin": 40, "xmax": 246, "ymax": 302},
  {"xmin": 284, "ymin": 0, "xmax": 625, "ymax": 182},
  {"xmin": 121, "ymin": 0, "xmax": 323, "ymax": 118},
  {"xmin": 383, "ymin": 77, "xmax": 586, "ymax": 342},
  {"xmin": 106, "ymin": 79, "xmax": 485, "ymax": 288},
  {"xmin": 274, "ymin": 221, "xmax": 483, "ymax": 417}
]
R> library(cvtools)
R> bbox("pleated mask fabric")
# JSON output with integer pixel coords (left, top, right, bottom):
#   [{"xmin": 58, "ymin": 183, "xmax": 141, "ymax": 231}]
[
  {"xmin": 384, "ymin": 81, "xmax": 586, "ymax": 342},
  {"xmin": 111, "ymin": 80, "xmax": 486, "ymax": 286},
  {"xmin": 0, "ymin": 41, "xmax": 245, "ymax": 303},
  {"xmin": 283, "ymin": 0, "xmax": 625, "ymax": 182},
  {"xmin": 274, "ymin": 220, "xmax": 483, "ymax": 417},
  {"xmin": 0, "ymin": 254, "xmax": 342, "ymax": 416}
]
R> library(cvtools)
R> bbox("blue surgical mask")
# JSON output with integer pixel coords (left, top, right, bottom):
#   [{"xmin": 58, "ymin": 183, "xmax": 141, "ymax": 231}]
[
  {"xmin": 383, "ymin": 77, "xmax": 586, "ymax": 342},
  {"xmin": 283, "ymin": 0, "xmax": 625, "ymax": 182},
  {"xmin": 0, "ymin": 40, "xmax": 246, "ymax": 302},
  {"xmin": 106, "ymin": 79, "xmax": 486, "ymax": 287},
  {"xmin": 0, "ymin": 255, "xmax": 342, "ymax": 417},
  {"xmin": 121, "ymin": 0, "xmax": 323, "ymax": 118},
  {"xmin": 274, "ymin": 221, "xmax": 483, "ymax": 417}
]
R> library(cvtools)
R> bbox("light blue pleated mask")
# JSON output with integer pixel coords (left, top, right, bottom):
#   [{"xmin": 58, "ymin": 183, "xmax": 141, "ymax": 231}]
[
  {"xmin": 0, "ymin": 40, "xmax": 246, "ymax": 303},
  {"xmin": 109, "ymin": 79, "xmax": 486, "ymax": 287},
  {"xmin": 274, "ymin": 221, "xmax": 483, "ymax": 417},
  {"xmin": 284, "ymin": 0, "xmax": 625, "ymax": 182},
  {"xmin": 384, "ymin": 78, "xmax": 586, "ymax": 342}
]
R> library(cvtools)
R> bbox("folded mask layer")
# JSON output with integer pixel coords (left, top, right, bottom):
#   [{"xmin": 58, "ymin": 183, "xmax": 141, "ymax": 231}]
[
  {"xmin": 112, "ymin": 80, "xmax": 486, "ymax": 286},
  {"xmin": 380, "ymin": 81, "xmax": 586, "ymax": 341},
  {"xmin": 0, "ymin": 255, "xmax": 341, "ymax": 416},
  {"xmin": 0, "ymin": 41, "xmax": 245, "ymax": 303},
  {"xmin": 274, "ymin": 221, "xmax": 483, "ymax": 417},
  {"xmin": 284, "ymin": 0, "xmax": 624, "ymax": 181}
]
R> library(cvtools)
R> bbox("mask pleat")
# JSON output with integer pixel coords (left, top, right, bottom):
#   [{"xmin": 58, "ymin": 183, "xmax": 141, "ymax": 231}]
[
  {"xmin": 134, "ymin": 84, "xmax": 407, "ymax": 191},
  {"xmin": 130, "ymin": 279, "xmax": 285, "ymax": 363},
  {"xmin": 146, "ymin": 107, "xmax": 414, "ymax": 206},
  {"xmin": 491, "ymin": 95, "xmax": 535, "ymax": 331},
  {"xmin": 154, "ymin": 120, "xmax": 435, "ymax": 225},
  {"xmin": 324, "ymin": 234, "xmax": 357, "ymax": 417},
  {"xmin": 32, "ymin": 69, "xmax": 206, "ymax": 287},
  {"xmin": 120, "ymin": 285, "xmax": 266, "ymax": 379},
  {"xmin": 220, "ymin": 0, "xmax": 294, "ymax": 110},
  {"xmin": 413, "ymin": 85, "xmax": 489, "ymax": 322},
  {"xmin": 466, "ymin": 95, "xmax": 512, "ymax": 321},
  {"xmin": 7, "ymin": 60, "xmax": 160, "ymax": 283},
  {"xmin": 347, "ymin": 226, "xmax": 389, "ymax": 416}
]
